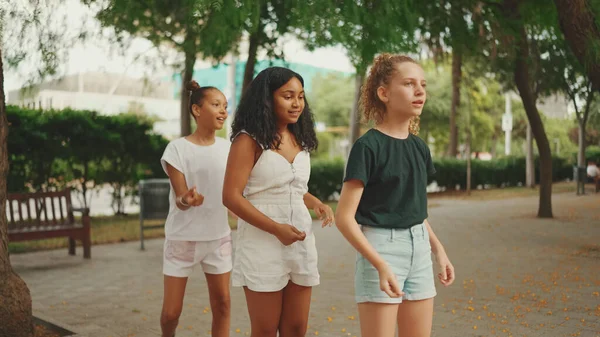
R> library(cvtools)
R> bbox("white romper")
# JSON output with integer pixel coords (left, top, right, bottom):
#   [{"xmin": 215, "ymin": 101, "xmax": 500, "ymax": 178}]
[{"xmin": 232, "ymin": 131, "xmax": 320, "ymax": 291}]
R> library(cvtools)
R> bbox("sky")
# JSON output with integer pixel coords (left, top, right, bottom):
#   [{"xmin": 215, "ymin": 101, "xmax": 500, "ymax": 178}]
[{"xmin": 3, "ymin": 0, "xmax": 356, "ymax": 92}]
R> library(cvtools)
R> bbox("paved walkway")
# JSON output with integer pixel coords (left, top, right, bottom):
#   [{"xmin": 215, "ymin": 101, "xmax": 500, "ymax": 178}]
[{"xmin": 10, "ymin": 192, "xmax": 600, "ymax": 337}]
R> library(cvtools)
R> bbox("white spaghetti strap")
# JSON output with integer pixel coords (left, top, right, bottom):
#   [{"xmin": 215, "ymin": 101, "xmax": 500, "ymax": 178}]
[
  {"xmin": 234, "ymin": 130, "xmax": 264, "ymax": 149},
  {"xmin": 233, "ymin": 129, "xmax": 251, "ymax": 138}
]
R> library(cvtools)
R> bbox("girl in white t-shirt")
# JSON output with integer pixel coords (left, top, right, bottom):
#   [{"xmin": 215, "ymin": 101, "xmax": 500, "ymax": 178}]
[{"xmin": 159, "ymin": 80, "xmax": 232, "ymax": 337}]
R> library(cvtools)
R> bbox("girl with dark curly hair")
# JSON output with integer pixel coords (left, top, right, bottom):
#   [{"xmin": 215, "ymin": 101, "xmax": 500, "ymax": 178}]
[
  {"xmin": 335, "ymin": 54, "xmax": 455, "ymax": 337},
  {"xmin": 223, "ymin": 66, "xmax": 334, "ymax": 337}
]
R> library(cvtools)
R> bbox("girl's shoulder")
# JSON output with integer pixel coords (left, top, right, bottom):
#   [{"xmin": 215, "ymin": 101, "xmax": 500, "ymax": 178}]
[
  {"xmin": 232, "ymin": 129, "xmax": 251, "ymax": 139},
  {"xmin": 232, "ymin": 130, "xmax": 264, "ymax": 149},
  {"xmin": 167, "ymin": 136, "xmax": 187, "ymax": 147},
  {"xmin": 163, "ymin": 137, "xmax": 186, "ymax": 152},
  {"xmin": 409, "ymin": 134, "xmax": 432, "ymax": 154},
  {"xmin": 409, "ymin": 133, "xmax": 427, "ymax": 144},
  {"xmin": 215, "ymin": 136, "xmax": 231, "ymax": 148}
]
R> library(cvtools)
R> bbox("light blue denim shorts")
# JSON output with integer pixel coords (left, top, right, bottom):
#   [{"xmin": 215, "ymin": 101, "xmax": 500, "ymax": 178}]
[{"xmin": 355, "ymin": 223, "xmax": 437, "ymax": 303}]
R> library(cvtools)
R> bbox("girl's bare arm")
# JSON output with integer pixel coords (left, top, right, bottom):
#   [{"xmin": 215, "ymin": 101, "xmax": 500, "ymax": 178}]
[
  {"xmin": 222, "ymin": 134, "xmax": 281, "ymax": 235},
  {"xmin": 424, "ymin": 219, "xmax": 445, "ymax": 255},
  {"xmin": 165, "ymin": 164, "xmax": 191, "ymax": 211},
  {"xmin": 335, "ymin": 179, "xmax": 386, "ymax": 270},
  {"xmin": 303, "ymin": 192, "xmax": 323, "ymax": 209}
]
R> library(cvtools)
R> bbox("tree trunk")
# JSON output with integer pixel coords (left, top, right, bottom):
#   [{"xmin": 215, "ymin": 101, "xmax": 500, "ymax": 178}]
[
  {"xmin": 0, "ymin": 47, "xmax": 34, "ymax": 337},
  {"xmin": 82, "ymin": 161, "xmax": 89, "ymax": 209},
  {"xmin": 578, "ymin": 121, "xmax": 586, "ymax": 167},
  {"xmin": 514, "ymin": 27, "xmax": 553, "ymax": 218},
  {"xmin": 526, "ymin": 122, "xmax": 535, "ymax": 188},
  {"xmin": 448, "ymin": 51, "xmax": 462, "ymax": 157},
  {"xmin": 466, "ymin": 131, "xmax": 472, "ymax": 195},
  {"xmin": 577, "ymin": 88, "xmax": 594, "ymax": 167},
  {"xmin": 491, "ymin": 132, "xmax": 497, "ymax": 158},
  {"xmin": 111, "ymin": 183, "xmax": 125, "ymax": 215},
  {"xmin": 242, "ymin": 30, "xmax": 260, "ymax": 95},
  {"xmin": 180, "ymin": 51, "xmax": 196, "ymax": 137},
  {"xmin": 349, "ymin": 72, "xmax": 364, "ymax": 145},
  {"xmin": 553, "ymin": 0, "xmax": 600, "ymax": 90}
]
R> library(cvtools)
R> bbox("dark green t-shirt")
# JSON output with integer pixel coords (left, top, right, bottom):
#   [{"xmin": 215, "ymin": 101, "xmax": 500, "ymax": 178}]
[{"xmin": 343, "ymin": 129, "xmax": 436, "ymax": 229}]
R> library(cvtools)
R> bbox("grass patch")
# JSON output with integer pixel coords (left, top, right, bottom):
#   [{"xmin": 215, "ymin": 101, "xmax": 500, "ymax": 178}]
[
  {"xmin": 428, "ymin": 181, "xmax": 578, "ymax": 200},
  {"xmin": 9, "ymin": 214, "xmax": 238, "ymax": 255}
]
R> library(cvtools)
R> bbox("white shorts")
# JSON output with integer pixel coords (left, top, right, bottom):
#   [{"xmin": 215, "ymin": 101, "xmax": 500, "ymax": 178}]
[
  {"xmin": 232, "ymin": 221, "xmax": 320, "ymax": 292},
  {"xmin": 163, "ymin": 235, "xmax": 232, "ymax": 277}
]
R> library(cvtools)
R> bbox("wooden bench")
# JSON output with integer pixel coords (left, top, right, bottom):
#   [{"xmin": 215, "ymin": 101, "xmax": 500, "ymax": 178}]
[{"xmin": 7, "ymin": 189, "xmax": 91, "ymax": 259}]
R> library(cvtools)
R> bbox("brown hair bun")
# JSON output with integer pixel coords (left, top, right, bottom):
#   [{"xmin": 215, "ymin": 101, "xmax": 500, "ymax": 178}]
[{"xmin": 186, "ymin": 80, "xmax": 201, "ymax": 92}]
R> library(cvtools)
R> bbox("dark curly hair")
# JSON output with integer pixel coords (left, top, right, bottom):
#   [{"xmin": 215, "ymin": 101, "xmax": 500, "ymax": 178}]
[{"xmin": 230, "ymin": 67, "xmax": 318, "ymax": 151}]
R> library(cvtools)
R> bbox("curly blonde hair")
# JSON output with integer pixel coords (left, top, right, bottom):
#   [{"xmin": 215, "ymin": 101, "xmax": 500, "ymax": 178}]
[{"xmin": 359, "ymin": 53, "xmax": 421, "ymax": 135}]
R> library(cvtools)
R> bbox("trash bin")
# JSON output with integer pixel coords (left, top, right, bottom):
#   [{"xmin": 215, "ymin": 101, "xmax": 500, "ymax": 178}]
[
  {"xmin": 573, "ymin": 166, "xmax": 586, "ymax": 195},
  {"xmin": 139, "ymin": 179, "xmax": 171, "ymax": 250}
]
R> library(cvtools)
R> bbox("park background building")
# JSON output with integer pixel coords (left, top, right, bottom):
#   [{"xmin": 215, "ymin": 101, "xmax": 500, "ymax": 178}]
[
  {"xmin": 7, "ymin": 59, "xmax": 351, "ymax": 139},
  {"xmin": 7, "ymin": 57, "xmax": 570, "ymax": 163}
]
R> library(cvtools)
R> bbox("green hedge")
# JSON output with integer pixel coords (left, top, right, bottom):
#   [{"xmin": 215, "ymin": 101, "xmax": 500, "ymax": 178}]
[
  {"xmin": 308, "ymin": 157, "xmax": 345, "ymax": 201},
  {"xmin": 309, "ymin": 155, "xmax": 576, "ymax": 200},
  {"xmin": 586, "ymin": 145, "xmax": 600, "ymax": 163},
  {"xmin": 431, "ymin": 156, "xmax": 574, "ymax": 189},
  {"xmin": 6, "ymin": 105, "xmax": 169, "ymax": 213}
]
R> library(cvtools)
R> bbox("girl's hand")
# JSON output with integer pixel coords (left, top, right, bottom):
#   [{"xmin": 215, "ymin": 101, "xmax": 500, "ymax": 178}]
[
  {"xmin": 274, "ymin": 223, "xmax": 306, "ymax": 246},
  {"xmin": 314, "ymin": 203, "xmax": 334, "ymax": 227},
  {"xmin": 435, "ymin": 252, "xmax": 455, "ymax": 286},
  {"xmin": 182, "ymin": 186, "xmax": 204, "ymax": 207},
  {"xmin": 377, "ymin": 264, "xmax": 403, "ymax": 298}
]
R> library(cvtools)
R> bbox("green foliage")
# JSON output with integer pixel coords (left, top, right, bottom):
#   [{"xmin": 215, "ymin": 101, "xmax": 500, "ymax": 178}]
[
  {"xmin": 416, "ymin": 0, "xmax": 482, "ymax": 58},
  {"xmin": 568, "ymin": 125, "xmax": 600, "ymax": 149},
  {"xmin": 461, "ymin": 68, "xmax": 506, "ymax": 153},
  {"xmin": 97, "ymin": 113, "xmax": 167, "ymax": 214},
  {"xmin": 581, "ymin": 100, "xmax": 600, "ymax": 149},
  {"xmin": 432, "ymin": 155, "xmax": 575, "ymax": 189},
  {"xmin": 88, "ymin": 0, "xmax": 245, "ymax": 59},
  {"xmin": 310, "ymin": 72, "xmax": 355, "ymax": 127},
  {"xmin": 553, "ymin": 0, "xmax": 600, "ymax": 91},
  {"xmin": 6, "ymin": 106, "xmax": 60, "ymax": 191},
  {"xmin": 301, "ymin": 0, "xmax": 419, "ymax": 73},
  {"xmin": 308, "ymin": 157, "xmax": 345, "ymax": 201},
  {"xmin": 421, "ymin": 63, "xmax": 452, "ymax": 145},
  {"xmin": 542, "ymin": 117, "xmax": 578, "ymax": 156},
  {"xmin": 586, "ymin": 145, "xmax": 600, "ymax": 163},
  {"xmin": 6, "ymin": 106, "xmax": 168, "ymax": 213},
  {"xmin": 312, "ymin": 132, "xmax": 336, "ymax": 160},
  {"xmin": 421, "ymin": 61, "xmax": 517, "ymax": 157},
  {"xmin": 86, "ymin": 0, "xmax": 249, "ymax": 135},
  {"xmin": 1, "ymin": 0, "xmax": 89, "ymax": 87},
  {"xmin": 478, "ymin": 1, "xmax": 570, "ymax": 99},
  {"xmin": 242, "ymin": 0, "xmax": 305, "ymax": 60}
]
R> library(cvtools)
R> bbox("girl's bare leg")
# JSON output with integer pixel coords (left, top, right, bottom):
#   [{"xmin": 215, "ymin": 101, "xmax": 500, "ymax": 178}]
[
  {"xmin": 160, "ymin": 276, "xmax": 188, "ymax": 337},
  {"xmin": 244, "ymin": 287, "xmax": 283, "ymax": 337},
  {"xmin": 205, "ymin": 272, "xmax": 231, "ymax": 337},
  {"xmin": 278, "ymin": 282, "xmax": 312, "ymax": 337},
  {"xmin": 358, "ymin": 302, "xmax": 398, "ymax": 337},
  {"xmin": 396, "ymin": 298, "xmax": 434, "ymax": 337}
]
